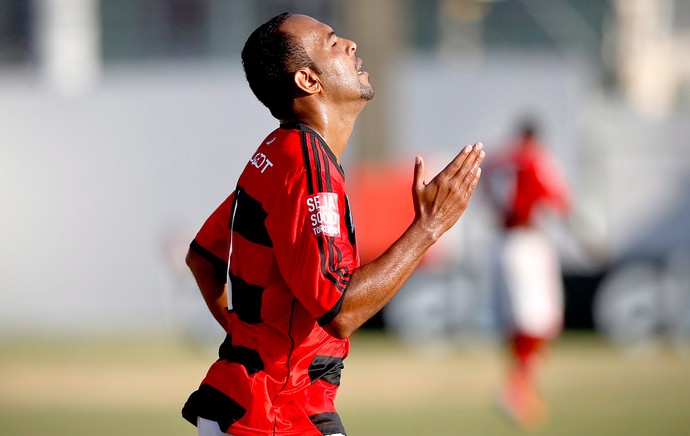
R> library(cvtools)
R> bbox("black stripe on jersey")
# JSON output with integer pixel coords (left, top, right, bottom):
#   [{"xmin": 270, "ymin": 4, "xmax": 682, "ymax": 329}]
[
  {"xmin": 301, "ymin": 131, "xmax": 315, "ymax": 195},
  {"xmin": 318, "ymin": 140, "xmax": 333, "ymax": 191},
  {"xmin": 229, "ymin": 272, "xmax": 264, "ymax": 324},
  {"xmin": 189, "ymin": 239, "xmax": 228, "ymax": 283},
  {"xmin": 309, "ymin": 412, "xmax": 346, "ymax": 436},
  {"xmin": 218, "ymin": 334, "xmax": 264, "ymax": 375},
  {"xmin": 294, "ymin": 123, "xmax": 345, "ymax": 178},
  {"xmin": 310, "ymin": 133, "xmax": 324, "ymax": 191},
  {"xmin": 344, "ymin": 194, "xmax": 357, "ymax": 246},
  {"xmin": 301, "ymin": 123, "xmax": 344, "ymax": 178},
  {"xmin": 317, "ymin": 292, "xmax": 345, "ymax": 326},
  {"xmin": 308, "ymin": 355, "xmax": 345, "ymax": 386},
  {"xmin": 326, "ymin": 237, "xmax": 347, "ymax": 289},
  {"xmin": 232, "ymin": 187, "xmax": 272, "ymax": 248},
  {"xmin": 181, "ymin": 383, "xmax": 246, "ymax": 432},
  {"xmin": 319, "ymin": 243, "xmax": 347, "ymax": 291}
]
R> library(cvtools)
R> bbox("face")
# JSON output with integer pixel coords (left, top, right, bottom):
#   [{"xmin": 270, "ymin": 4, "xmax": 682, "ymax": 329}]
[{"xmin": 282, "ymin": 15, "xmax": 375, "ymax": 102}]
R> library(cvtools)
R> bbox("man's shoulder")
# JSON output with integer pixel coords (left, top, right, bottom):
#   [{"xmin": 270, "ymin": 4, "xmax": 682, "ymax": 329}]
[
  {"xmin": 258, "ymin": 126, "xmax": 306, "ymax": 160},
  {"xmin": 238, "ymin": 127, "xmax": 307, "ymax": 190}
]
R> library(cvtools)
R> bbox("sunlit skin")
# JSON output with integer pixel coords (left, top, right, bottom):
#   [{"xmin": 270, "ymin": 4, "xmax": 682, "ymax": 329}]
[
  {"xmin": 281, "ymin": 14, "xmax": 374, "ymax": 160},
  {"xmin": 187, "ymin": 14, "xmax": 485, "ymax": 339}
]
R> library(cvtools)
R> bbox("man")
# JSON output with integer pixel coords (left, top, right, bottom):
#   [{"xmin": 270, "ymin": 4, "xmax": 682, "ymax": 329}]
[
  {"xmin": 486, "ymin": 120, "xmax": 570, "ymax": 430},
  {"xmin": 182, "ymin": 13, "xmax": 484, "ymax": 436}
]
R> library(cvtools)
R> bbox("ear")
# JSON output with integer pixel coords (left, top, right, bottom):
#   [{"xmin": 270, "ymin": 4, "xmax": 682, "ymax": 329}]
[{"xmin": 293, "ymin": 68, "xmax": 321, "ymax": 95}]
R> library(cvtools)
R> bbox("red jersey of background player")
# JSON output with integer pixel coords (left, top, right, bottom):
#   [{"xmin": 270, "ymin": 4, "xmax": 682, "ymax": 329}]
[
  {"xmin": 182, "ymin": 123, "xmax": 359, "ymax": 436},
  {"xmin": 493, "ymin": 132, "xmax": 570, "ymax": 228}
]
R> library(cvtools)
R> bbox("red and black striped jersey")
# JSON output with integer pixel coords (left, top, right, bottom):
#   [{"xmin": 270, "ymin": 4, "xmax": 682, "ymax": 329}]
[{"xmin": 183, "ymin": 123, "xmax": 359, "ymax": 436}]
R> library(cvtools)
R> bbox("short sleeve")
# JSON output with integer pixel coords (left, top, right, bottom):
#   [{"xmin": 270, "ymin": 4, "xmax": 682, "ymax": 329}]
[{"xmin": 268, "ymin": 170, "xmax": 357, "ymax": 325}]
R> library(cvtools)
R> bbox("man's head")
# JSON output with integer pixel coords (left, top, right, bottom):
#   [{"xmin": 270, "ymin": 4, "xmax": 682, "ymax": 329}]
[{"xmin": 241, "ymin": 13, "xmax": 374, "ymax": 121}]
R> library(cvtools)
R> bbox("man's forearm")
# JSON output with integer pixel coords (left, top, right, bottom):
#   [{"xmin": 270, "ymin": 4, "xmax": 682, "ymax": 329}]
[
  {"xmin": 186, "ymin": 249, "xmax": 229, "ymax": 331},
  {"xmin": 326, "ymin": 220, "xmax": 435, "ymax": 338},
  {"xmin": 326, "ymin": 144, "xmax": 484, "ymax": 339}
]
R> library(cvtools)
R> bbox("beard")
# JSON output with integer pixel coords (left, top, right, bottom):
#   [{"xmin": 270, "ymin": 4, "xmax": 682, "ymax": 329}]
[{"xmin": 360, "ymin": 83, "xmax": 375, "ymax": 101}]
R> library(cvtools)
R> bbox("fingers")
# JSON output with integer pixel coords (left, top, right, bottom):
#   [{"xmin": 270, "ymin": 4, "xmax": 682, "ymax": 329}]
[
  {"xmin": 457, "ymin": 144, "xmax": 483, "ymax": 196},
  {"xmin": 458, "ymin": 144, "xmax": 483, "ymax": 191},
  {"xmin": 462, "ymin": 166, "xmax": 482, "ymax": 200},
  {"xmin": 436, "ymin": 143, "xmax": 484, "ymax": 184},
  {"xmin": 419, "ymin": 142, "xmax": 484, "ymax": 199},
  {"xmin": 439, "ymin": 144, "xmax": 474, "ymax": 179},
  {"xmin": 453, "ymin": 142, "xmax": 484, "ymax": 180},
  {"xmin": 413, "ymin": 155, "xmax": 425, "ymax": 195},
  {"xmin": 412, "ymin": 143, "xmax": 483, "ymax": 236}
]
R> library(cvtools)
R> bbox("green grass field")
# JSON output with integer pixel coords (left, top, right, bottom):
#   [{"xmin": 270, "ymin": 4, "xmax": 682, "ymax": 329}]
[{"xmin": 1, "ymin": 332, "xmax": 688, "ymax": 435}]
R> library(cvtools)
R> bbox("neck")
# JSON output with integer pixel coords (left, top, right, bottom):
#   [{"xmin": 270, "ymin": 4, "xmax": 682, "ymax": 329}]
[{"xmin": 287, "ymin": 100, "xmax": 364, "ymax": 162}]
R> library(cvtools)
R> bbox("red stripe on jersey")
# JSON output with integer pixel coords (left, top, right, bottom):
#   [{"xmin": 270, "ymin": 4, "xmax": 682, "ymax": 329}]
[{"xmin": 229, "ymin": 232, "xmax": 272, "ymax": 287}]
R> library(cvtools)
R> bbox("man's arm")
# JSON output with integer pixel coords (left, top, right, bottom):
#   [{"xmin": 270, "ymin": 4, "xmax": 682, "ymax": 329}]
[
  {"xmin": 184, "ymin": 192, "xmax": 235, "ymax": 331},
  {"xmin": 324, "ymin": 143, "xmax": 484, "ymax": 339},
  {"xmin": 186, "ymin": 248, "xmax": 229, "ymax": 331}
]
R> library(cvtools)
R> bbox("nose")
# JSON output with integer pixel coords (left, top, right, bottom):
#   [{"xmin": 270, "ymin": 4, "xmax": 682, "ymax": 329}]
[{"xmin": 348, "ymin": 39, "xmax": 357, "ymax": 54}]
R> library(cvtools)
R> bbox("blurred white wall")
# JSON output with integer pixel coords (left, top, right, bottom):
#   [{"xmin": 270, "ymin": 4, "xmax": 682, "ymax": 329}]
[
  {"xmin": 2, "ymin": 51, "xmax": 689, "ymax": 337},
  {"xmin": 0, "ymin": 64, "xmax": 274, "ymax": 337}
]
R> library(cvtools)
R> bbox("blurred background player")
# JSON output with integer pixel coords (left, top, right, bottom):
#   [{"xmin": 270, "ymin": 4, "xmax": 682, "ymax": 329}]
[{"xmin": 485, "ymin": 118, "xmax": 571, "ymax": 430}]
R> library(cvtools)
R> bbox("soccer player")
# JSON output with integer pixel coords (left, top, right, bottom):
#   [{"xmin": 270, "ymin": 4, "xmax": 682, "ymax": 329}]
[
  {"xmin": 181, "ymin": 13, "xmax": 484, "ymax": 436},
  {"xmin": 486, "ymin": 120, "xmax": 571, "ymax": 430}
]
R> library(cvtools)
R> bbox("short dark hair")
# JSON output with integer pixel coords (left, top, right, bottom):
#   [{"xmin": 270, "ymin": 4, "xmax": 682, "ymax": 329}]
[{"xmin": 241, "ymin": 12, "xmax": 321, "ymax": 120}]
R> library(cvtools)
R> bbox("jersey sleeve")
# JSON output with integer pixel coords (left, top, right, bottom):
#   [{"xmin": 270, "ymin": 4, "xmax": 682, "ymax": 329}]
[
  {"xmin": 189, "ymin": 192, "xmax": 235, "ymax": 282},
  {"xmin": 268, "ymin": 170, "xmax": 356, "ymax": 326}
]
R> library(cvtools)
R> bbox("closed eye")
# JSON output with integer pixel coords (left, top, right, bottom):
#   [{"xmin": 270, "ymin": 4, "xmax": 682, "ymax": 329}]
[{"xmin": 327, "ymin": 31, "xmax": 337, "ymax": 47}]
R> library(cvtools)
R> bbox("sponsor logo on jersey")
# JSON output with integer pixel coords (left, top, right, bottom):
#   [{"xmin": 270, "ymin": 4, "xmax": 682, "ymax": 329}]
[
  {"xmin": 306, "ymin": 192, "xmax": 340, "ymax": 237},
  {"xmin": 249, "ymin": 151, "xmax": 273, "ymax": 173}
]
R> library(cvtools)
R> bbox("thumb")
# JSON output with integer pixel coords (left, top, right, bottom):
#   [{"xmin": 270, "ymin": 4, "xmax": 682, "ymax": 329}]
[{"xmin": 413, "ymin": 155, "xmax": 425, "ymax": 195}]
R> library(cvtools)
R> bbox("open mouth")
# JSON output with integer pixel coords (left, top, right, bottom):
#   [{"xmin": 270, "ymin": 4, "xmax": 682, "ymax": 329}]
[{"xmin": 356, "ymin": 58, "xmax": 363, "ymax": 75}]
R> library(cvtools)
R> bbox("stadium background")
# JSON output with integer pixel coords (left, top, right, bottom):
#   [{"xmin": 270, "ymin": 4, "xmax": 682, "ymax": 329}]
[{"xmin": 1, "ymin": 0, "xmax": 690, "ymax": 434}]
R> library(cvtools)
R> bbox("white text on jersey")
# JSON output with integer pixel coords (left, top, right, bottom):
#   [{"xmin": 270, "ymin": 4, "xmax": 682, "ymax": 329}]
[
  {"xmin": 250, "ymin": 152, "xmax": 273, "ymax": 173},
  {"xmin": 306, "ymin": 193, "xmax": 340, "ymax": 237}
]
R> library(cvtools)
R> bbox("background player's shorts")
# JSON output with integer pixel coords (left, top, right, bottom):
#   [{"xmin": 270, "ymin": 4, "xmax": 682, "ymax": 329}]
[{"xmin": 499, "ymin": 228, "xmax": 563, "ymax": 338}]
